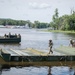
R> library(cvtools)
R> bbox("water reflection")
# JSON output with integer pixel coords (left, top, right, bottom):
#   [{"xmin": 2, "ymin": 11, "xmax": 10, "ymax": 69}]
[
  {"xmin": 47, "ymin": 67, "xmax": 52, "ymax": 75},
  {"xmin": 0, "ymin": 65, "xmax": 75, "ymax": 75},
  {"xmin": 0, "ymin": 65, "xmax": 10, "ymax": 75}
]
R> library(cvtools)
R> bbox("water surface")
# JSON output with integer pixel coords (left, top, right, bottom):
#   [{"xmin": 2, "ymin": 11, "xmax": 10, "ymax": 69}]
[{"xmin": 0, "ymin": 28, "xmax": 75, "ymax": 75}]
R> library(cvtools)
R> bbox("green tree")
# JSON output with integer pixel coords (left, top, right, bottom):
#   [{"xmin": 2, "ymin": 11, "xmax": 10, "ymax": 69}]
[{"xmin": 52, "ymin": 8, "xmax": 59, "ymax": 30}]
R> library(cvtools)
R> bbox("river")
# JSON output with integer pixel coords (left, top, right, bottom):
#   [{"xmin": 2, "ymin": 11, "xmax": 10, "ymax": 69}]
[{"xmin": 0, "ymin": 28, "xmax": 75, "ymax": 75}]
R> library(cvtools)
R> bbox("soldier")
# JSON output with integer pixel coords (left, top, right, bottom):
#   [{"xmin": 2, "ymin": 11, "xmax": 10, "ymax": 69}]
[
  {"xmin": 48, "ymin": 40, "xmax": 53, "ymax": 54},
  {"xmin": 69, "ymin": 39, "xmax": 75, "ymax": 47},
  {"xmin": 18, "ymin": 34, "xmax": 21, "ymax": 38}
]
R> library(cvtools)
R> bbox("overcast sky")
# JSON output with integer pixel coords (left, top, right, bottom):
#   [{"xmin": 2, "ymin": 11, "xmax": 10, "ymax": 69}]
[{"xmin": 0, "ymin": 0, "xmax": 75, "ymax": 23}]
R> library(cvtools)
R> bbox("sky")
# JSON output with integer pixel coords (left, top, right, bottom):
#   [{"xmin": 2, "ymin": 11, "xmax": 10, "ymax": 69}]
[{"xmin": 0, "ymin": 0, "xmax": 75, "ymax": 23}]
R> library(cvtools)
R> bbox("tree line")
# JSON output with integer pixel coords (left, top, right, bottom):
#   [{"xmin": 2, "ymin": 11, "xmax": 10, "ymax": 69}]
[
  {"xmin": 0, "ymin": 18, "xmax": 50, "ymax": 28},
  {"xmin": 50, "ymin": 8, "xmax": 75, "ymax": 31},
  {"xmin": 0, "ymin": 8, "xmax": 75, "ymax": 30}
]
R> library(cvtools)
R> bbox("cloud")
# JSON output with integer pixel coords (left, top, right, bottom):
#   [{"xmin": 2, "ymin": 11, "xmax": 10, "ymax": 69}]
[
  {"xmin": 0, "ymin": 0, "xmax": 5, "ymax": 3},
  {"xmin": 29, "ymin": 2, "xmax": 51, "ymax": 9}
]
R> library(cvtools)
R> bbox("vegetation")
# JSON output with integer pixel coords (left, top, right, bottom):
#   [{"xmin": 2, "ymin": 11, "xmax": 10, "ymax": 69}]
[
  {"xmin": 50, "ymin": 8, "xmax": 75, "ymax": 31},
  {"xmin": 47, "ymin": 30, "xmax": 75, "ymax": 33},
  {"xmin": 0, "ymin": 18, "xmax": 50, "ymax": 28},
  {"xmin": 0, "ymin": 8, "xmax": 75, "ymax": 30}
]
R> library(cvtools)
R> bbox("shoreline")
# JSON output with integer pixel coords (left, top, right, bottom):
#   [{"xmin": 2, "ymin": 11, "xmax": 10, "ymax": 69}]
[{"xmin": 43, "ymin": 29, "xmax": 75, "ymax": 34}]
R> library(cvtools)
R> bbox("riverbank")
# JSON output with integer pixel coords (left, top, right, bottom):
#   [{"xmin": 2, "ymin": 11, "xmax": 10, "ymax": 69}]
[{"xmin": 44, "ymin": 30, "xmax": 75, "ymax": 33}]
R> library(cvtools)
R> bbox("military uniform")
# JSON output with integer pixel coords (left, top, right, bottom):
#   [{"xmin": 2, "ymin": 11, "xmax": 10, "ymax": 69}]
[
  {"xmin": 49, "ymin": 40, "xmax": 53, "ymax": 54},
  {"xmin": 70, "ymin": 39, "xmax": 75, "ymax": 47}
]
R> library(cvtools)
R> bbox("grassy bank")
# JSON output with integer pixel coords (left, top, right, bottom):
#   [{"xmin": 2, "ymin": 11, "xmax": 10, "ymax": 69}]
[{"xmin": 46, "ymin": 30, "xmax": 75, "ymax": 33}]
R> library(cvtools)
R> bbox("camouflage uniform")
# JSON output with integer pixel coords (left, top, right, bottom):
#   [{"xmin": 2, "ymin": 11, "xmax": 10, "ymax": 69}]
[
  {"xmin": 49, "ymin": 40, "xmax": 53, "ymax": 54},
  {"xmin": 70, "ymin": 39, "xmax": 75, "ymax": 47}
]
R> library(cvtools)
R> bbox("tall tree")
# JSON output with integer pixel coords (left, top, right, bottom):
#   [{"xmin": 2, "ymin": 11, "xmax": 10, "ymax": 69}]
[{"xmin": 52, "ymin": 8, "xmax": 59, "ymax": 30}]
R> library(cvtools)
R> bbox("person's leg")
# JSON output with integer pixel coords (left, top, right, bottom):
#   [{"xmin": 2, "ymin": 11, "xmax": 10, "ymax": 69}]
[
  {"xmin": 50, "ymin": 48, "xmax": 53, "ymax": 53},
  {"xmin": 49, "ymin": 47, "xmax": 53, "ymax": 54},
  {"xmin": 48, "ymin": 47, "xmax": 50, "ymax": 54}
]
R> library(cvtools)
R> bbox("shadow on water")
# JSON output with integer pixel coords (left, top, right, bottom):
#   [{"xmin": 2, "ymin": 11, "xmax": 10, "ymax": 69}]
[{"xmin": 0, "ymin": 43, "xmax": 21, "ymax": 45}]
